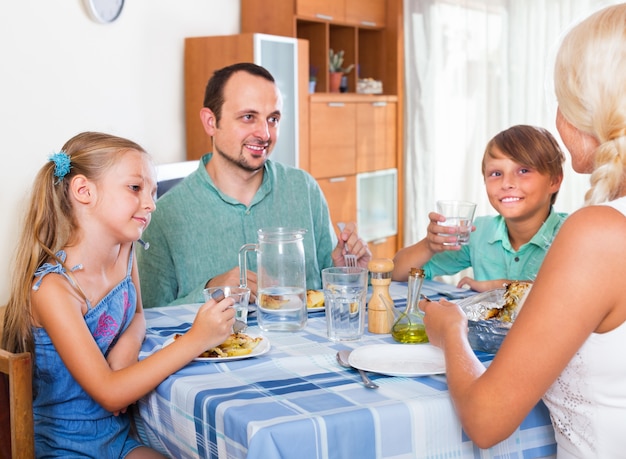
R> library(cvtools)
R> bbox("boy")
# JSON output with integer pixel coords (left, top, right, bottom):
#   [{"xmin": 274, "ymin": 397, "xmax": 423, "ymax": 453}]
[{"xmin": 393, "ymin": 125, "xmax": 567, "ymax": 291}]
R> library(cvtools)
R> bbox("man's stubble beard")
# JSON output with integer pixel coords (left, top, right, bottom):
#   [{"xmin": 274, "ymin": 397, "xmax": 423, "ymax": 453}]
[{"xmin": 214, "ymin": 145, "xmax": 267, "ymax": 173}]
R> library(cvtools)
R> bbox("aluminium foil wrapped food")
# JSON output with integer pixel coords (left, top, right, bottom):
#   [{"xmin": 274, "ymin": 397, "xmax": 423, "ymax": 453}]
[{"xmin": 457, "ymin": 282, "xmax": 532, "ymax": 354}]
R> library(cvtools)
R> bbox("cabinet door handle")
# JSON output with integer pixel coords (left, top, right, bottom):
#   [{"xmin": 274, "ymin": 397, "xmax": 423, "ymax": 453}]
[
  {"xmin": 315, "ymin": 14, "xmax": 334, "ymax": 20},
  {"xmin": 328, "ymin": 102, "xmax": 345, "ymax": 107},
  {"xmin": 371, "ymin": 237, "xmax": 388, "ymax": 245},
  {"xmin": 329, "ymin": 177, "xmax": 347, "ymax": 183},
  {"xmin": 361, "ymin": 21, "xmax": 377, "ymax": 27},
  {"xmin": 372, "ymin": 102, "xmax": 387, "ymax": 107}
]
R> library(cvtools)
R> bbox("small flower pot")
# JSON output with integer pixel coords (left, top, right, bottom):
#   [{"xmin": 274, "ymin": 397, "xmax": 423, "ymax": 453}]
[{"xmin": 329, "ymin": 72, "xmax": 343, "ymax": 93}]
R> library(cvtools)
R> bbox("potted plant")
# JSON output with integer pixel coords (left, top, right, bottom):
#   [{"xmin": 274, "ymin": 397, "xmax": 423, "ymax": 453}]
[{"xmin": 328, "ymin": 49, "xmax": 354, "ymax": 92}]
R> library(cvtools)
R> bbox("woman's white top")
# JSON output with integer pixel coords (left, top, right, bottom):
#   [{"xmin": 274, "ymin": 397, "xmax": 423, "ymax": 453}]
[{"xmin": 542, "ymin": 197, "xmax": 626, "ymax": 458}]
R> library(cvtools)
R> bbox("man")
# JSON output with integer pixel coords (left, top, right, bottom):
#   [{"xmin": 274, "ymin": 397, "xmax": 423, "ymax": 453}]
[{"xmin": 138, "ymin": 62, "xmax": 371, "ymax": 307}]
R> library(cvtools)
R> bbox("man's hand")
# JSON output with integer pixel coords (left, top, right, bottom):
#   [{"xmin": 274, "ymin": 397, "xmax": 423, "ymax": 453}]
[
  {"xmin": 331, "ymin": 222, "xmax": 372, "ymax": 269},
  {"xmin": 206, "ymin": 267, "xmax": 258, "ymax": 302}
]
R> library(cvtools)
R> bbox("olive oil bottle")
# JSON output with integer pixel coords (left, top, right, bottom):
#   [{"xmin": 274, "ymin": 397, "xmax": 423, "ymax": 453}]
[{"xmin": 391, "ymin": 268, "xmax": 429, "ymax": 343}]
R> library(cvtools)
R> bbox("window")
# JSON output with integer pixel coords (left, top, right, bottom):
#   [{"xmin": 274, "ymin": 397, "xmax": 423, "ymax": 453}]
[{"xmin": 403, "ymin": 0, "xmax": 616, "ymax": 246}]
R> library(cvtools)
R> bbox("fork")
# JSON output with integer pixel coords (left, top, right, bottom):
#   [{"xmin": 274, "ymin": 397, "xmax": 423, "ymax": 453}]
[
  {"xmin": 337, "ymin": 222, "xmax": 358, "ymax": 267},
  {"xmin": 344, "ymin": 253, "xmax": 358, "ymax": 267}
]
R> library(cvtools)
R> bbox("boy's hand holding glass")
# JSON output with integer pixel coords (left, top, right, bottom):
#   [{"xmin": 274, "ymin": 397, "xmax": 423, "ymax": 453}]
[{"xmin": 431, "ymin": 200, "xmax": 477, "ymax": 247}]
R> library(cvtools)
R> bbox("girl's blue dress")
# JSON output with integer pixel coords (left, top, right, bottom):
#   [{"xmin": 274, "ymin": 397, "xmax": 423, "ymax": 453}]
[{"xmin": 32, "ymin": 250, "xmax": 142, "ymax": 458}]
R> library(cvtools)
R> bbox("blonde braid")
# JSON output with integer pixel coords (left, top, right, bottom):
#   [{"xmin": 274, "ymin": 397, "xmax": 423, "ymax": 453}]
[{"xmin": 586, "ymin": 134, "xmax": 626, "ymax": 205}]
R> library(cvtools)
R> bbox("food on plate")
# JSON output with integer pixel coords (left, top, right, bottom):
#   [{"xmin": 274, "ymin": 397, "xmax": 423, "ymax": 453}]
[
  {"xmin": 258, "ymin": 293, "xmax": 289, "ymax": 310},
  {"xmin": 484, "ymin": 281, "xmax": 532, "ymax": 322},
  {"xmin": 174, "ymin": 332, "xmax": 263, "ymax": 358},
  {"xmin": 306, "ymin": 289, "xmax": 324, "ymax": 309}
]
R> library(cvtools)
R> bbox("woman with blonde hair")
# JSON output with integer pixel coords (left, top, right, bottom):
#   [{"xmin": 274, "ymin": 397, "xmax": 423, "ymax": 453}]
[{"xmin": 419, "ymin": 5, "xmax": 626, "ymax": 457}]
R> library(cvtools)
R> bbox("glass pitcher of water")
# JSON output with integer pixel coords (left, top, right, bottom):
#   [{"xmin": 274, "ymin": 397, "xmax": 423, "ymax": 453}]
[{"xmin": 239, "ymin": 227, "xmax": 307, "ymax": 332}]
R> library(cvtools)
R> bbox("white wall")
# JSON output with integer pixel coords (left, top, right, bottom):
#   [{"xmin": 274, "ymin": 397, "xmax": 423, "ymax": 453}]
[{"xmin": 0, "ymin": 1, "xmax": 240, "ymax": 304}]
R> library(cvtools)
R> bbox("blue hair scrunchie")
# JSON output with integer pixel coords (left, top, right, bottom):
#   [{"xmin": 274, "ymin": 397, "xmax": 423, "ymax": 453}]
[{"xmin": 49, "ymin": 151, "xmax": 71, "ymax": 184}]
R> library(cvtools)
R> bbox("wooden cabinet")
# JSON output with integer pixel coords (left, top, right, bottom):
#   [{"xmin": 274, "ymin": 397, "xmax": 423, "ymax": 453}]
[
  {"xmin": 310, "ymin": 94, "xmax": 398, "ymax": 258},
  {"xmin": 239, "ymin": 0, "xmax": 404, "ymax": 260},
  {"xmin": 356, "ymin": 99, "xmax": 397, "ymax": 173},
  {"xmin": 317, "ymin": 175, "xmax": 357, "ymax": 230},
  {"xmin": 345, "ymin": 0, "xmax": 386, "ymax": 26},
  {"xmin": 369, "ymin": 235, "xmax": 397, "ymax": 260},
  {"xmin": 296, "ymin": 0, "xmax": 345, "ymax": 22},
  {"xmin": 309, "ymin": 94, "xmax": 397, "ymax": 177},
  {"xmin": 241, "ymin": 0, "xmax": 393, "ymax": 94},
  {"xmin": 309, "ymin": 99, "xmax": 356, "ymax": 178}
]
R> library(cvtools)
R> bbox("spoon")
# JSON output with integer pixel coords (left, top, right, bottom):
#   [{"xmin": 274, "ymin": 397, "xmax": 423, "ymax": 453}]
[{"xmin": 336, "ymin": 350, "xmax": 379, "ymax": 389}]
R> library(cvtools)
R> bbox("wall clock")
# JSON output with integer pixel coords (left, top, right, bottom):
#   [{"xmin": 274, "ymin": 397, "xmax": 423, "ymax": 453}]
[{"xmin": 83, "ymin": 0, "xmax": 125, "ymax": 24}]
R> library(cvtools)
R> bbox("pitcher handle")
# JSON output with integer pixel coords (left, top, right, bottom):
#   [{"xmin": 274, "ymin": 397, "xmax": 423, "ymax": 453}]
[{"xmin": 238, "ymin": 243, "xmax": 257, "ymax": 288}]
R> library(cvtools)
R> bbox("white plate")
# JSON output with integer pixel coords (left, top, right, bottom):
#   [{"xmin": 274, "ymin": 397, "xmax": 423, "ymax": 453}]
[
  {"xmin": 257, "ymin": 304, "xmax": 302, "ymax": 313},
  {"xmin": 162, "ymin": 334, "xmax": 270, "ymax": 362},
  {"xmin": 348, "ymin": 343, "xmax": 446, "ymax": 377}
]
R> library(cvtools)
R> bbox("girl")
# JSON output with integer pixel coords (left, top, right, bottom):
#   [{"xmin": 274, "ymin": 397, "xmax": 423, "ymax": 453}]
[
  {"xmin": 1, "ymin": 132, "xmax": 235, "ymax": 458},
  {"xmin": 420, "ymin": 5, "xmax": 626, "ymax": 457},
  {"xmin": 393, "ymin": 124, "xmax": 567, "ymax": 291}
]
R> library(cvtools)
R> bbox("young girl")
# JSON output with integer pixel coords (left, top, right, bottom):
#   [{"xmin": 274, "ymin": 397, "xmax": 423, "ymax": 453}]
[
  {"xmin": 1, "ymin": 132, "xmax": 235, "ymax": 458},
  {"xmin": 393, "ymin": 125, "xmax": 567, "ymax": 291}
]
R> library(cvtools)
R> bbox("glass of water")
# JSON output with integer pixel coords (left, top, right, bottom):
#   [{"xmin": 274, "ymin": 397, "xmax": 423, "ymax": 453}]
[
  {"xmin": 203, "ymin": 286, "xmax": 250, "ymax": 324},
  {"xmin": 322, "ymin": 267, "xmax": 368, "ymax": 341},
  {"xmin": 436, "ymin": 200, "xmax": 477, "ymax": 246}
]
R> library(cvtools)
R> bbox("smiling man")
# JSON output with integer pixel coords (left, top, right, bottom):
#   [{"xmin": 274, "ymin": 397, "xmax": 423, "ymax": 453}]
[{"xmin": 138, "ymin": 63, "xmax": 371, "ymax": 308}]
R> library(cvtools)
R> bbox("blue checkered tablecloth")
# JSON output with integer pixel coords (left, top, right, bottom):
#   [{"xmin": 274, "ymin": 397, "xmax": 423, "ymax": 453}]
[{"xmin": 136, "ymin": 281, "xmax": 556, "ymax": 459}]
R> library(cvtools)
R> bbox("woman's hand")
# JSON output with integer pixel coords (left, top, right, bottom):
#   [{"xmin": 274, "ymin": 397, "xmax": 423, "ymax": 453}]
[{"xmin": 419, "ymin": 298, "xmax": 468, "ymax": 349}]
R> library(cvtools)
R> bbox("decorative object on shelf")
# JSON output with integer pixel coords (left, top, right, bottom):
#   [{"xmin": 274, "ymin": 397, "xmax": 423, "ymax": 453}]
[
  {"xmin": 329, "ymin": 72, "xmax": 343, "ymax": 93},
  {"xmin": 357, "ymin": 78, "xmax": 383, "ymax": 94},
  {"xmin": 329, "ymin": 49, "xmax": 354, "ymax": 93},
  {"xmin": 340, "ymin": 76, "xmax": 349, "ymax": 93},
  {"xmin": 309, "ymin": 65, "xmax": 318, "ymax": 94},
  {"xmin": 83, "ymin": 0, "xmax": 124, "ymax": 23}
]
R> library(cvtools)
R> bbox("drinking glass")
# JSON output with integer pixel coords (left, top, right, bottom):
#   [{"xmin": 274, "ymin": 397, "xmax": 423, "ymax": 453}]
[
  {"xmin": 203, "ymin": 286, "xmax": 250, "ymax": 324},
  {"xmin": 322, "ymin": 267, "xmax": 368, "ymax": 341},
  {"xmin": 436, "ymin": 200, "xmax": 477, "ymax": 246}
]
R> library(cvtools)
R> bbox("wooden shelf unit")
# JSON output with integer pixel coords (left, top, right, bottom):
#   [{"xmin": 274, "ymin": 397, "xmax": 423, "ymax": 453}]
[{"xmin": 238, "ymin": 0, "xmax": 404, "ymax": 259}]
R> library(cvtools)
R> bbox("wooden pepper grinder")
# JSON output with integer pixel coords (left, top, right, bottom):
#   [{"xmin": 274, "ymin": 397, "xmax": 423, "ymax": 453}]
[{"xmin": 367, "ymin": 258, "xmax": 395, "ymax": 334}]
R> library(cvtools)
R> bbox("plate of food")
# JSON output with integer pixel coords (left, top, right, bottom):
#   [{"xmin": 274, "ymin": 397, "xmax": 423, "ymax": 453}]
[
  {"xmin": 163, "ymin": 332, "xmax": 270, "ymax": 362},
  {"xmin": 348, "ymin": 343, "xmax": 446, "ymax": 377},
  {"xmin": 257, "ymin": 291, "xmax": 303, "ymax": 313},
  {"xmin": 256, "ymin": 289, "xmax": 325, "ymax": 313},
  {"xmin": 457, "ymin": 281, "xmax": 532, "ymax": 353},
  {"xmin": 306, "ymin": 289, "xmax": 325, "ymax": 313}
]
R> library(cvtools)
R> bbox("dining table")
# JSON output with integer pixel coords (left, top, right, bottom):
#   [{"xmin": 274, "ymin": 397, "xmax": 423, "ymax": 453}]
[{"xmin": 135, "ymin": 280, "xmax": 556, "ymax": 459}]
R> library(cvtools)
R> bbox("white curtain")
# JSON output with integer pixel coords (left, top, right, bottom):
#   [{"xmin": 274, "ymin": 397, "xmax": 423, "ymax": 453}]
[{"xmin": 402, "ymin": 0, "xmax": 617, "ymax": 247}]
